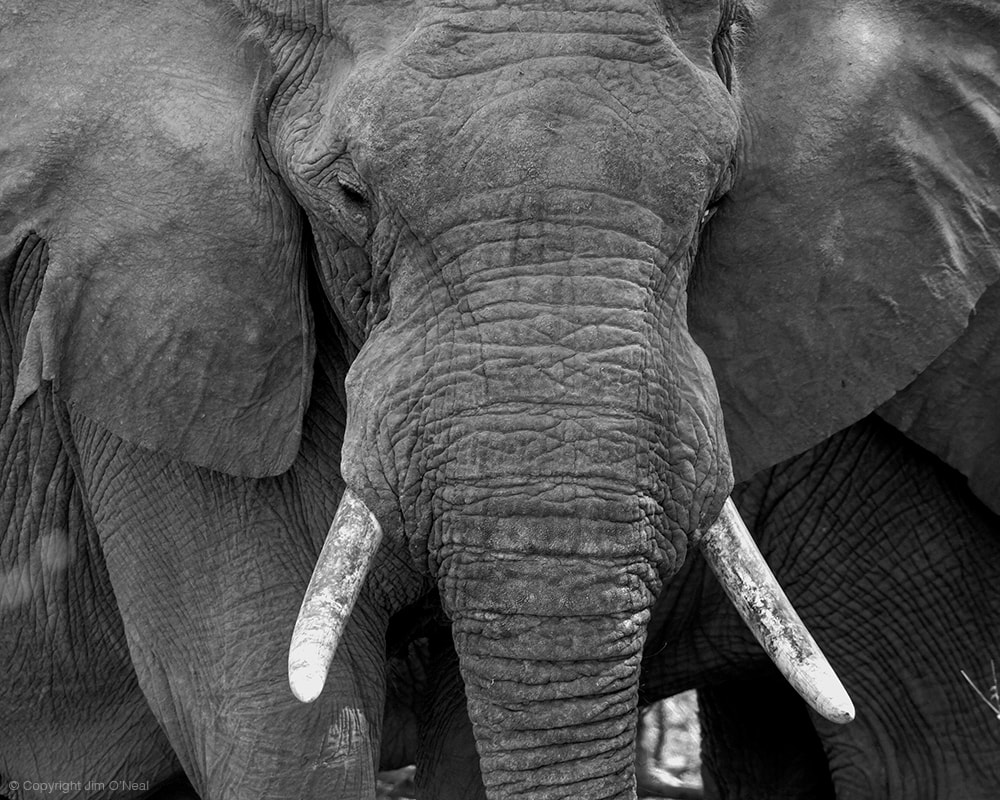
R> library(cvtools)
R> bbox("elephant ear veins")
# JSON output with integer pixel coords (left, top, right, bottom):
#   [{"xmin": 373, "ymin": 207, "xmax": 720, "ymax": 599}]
[
  {"xmin": 689, "ymin": 0, "xmax": 1000, "ymax": 481},
  {"xmin": 2, "ymin": 0, "xmax": 312, "ymax": 478}
]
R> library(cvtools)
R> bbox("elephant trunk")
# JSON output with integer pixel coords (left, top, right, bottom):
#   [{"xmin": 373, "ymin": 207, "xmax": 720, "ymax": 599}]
[{"xmin": 438, "ymin": 507, "xmax": 656, "ymax": 799}]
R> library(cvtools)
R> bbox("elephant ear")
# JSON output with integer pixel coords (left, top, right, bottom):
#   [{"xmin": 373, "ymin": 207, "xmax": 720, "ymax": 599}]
[
  {"xmin": 877, "ymin": 281, "xmax": 1000, "ymax": 514},
  {"xmin": 689, "ymin": 0, "xmax": 1000, "ymax": 484},
  {"xmin": 2, "ymin": 0, "xmax": 312, "ymax": 478}
]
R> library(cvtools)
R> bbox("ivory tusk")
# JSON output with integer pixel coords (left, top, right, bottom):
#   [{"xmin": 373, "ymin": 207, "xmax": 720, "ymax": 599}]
[
  {"xmin": 700, "ymin": 498, "xmax": 856, "ymax": 724},
  {"xmin": 288, "ymin": 488, "xmax": 383, "ymax": 703}
]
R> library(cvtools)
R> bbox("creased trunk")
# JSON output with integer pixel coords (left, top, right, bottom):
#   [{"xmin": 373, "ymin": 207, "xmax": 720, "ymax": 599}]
[{"xmin": 436, "ymin": 509, "xmax": 661, "ymax": 800}]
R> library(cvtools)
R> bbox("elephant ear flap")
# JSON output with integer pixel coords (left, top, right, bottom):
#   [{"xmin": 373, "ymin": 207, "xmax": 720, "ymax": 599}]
[
  {"xmin": 690, "ymin": 0, "xmax": 1000, "ymax": 481},
  {"xmin": 4, "ymin": 2, "xmax": 312, "ymax": 478}
]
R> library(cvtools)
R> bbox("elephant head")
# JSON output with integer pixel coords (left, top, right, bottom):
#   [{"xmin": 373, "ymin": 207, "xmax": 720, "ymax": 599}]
[{"xmin": 3, "ymin": 0, "xmax": 999, "ymax": 798}]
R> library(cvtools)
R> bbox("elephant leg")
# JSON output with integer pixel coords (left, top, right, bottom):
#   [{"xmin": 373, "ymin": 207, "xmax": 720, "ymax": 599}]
[
  {"xmin": 415, "ymin": 629, "xmax": 486, "ymax": 800},
  {"xmin": 0, "ymin": 386, "xmax": 181, "ymax": 798},
  {"xmin": 68, "ymin": 414, "xmax": 389, "ymax": 800},
  {"xmin": 698, "ymin": 675, "xmax": 834, "ymax": 800}
]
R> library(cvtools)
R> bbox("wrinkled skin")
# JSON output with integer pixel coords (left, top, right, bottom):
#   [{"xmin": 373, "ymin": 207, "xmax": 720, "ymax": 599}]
[
  {"xmin": 400, "ymin": 416, "xmax": 1000, "ymax": 798},
  {"xmin": 2, "ymin": 1, "xmax": 1000, "ymax": 799},
  {"xmin": 642, "ymin": 416, "xmax": 1000, "ymax": 799}
]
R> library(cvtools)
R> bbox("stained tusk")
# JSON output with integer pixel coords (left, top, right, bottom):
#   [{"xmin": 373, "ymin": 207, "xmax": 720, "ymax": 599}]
[
  {"xmin": 288, "ymin": 488, "xmax": 383, "ymax": 703},
  {"xmin": 700, "ymin": 498, "xmax": 855, "ymax": 724}
]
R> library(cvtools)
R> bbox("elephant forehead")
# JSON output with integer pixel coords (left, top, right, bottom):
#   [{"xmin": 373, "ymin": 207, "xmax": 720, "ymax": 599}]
[
  {"xmin": 341, "ymin": 18, "xmax": 736, "ymax": 235},
  {"xmin": 399, "ymin": 0, "xmax": 676, "ymax": 78}
]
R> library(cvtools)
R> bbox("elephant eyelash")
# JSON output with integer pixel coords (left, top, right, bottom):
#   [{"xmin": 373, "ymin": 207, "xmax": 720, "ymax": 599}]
[
  {"xmin": 712, "ymin": 28, "xmax": 735, "ymax": 90},
  {"xmin": 712, "ymin": 0, "xmax": 747, "ymax": 91},
  {"xmin": 326, "ymin": 169, "xmax": 373, "ymax": 247},
  {"xmin": 336, "ymin": 173, "xmax": 369, "ymax": 206}
]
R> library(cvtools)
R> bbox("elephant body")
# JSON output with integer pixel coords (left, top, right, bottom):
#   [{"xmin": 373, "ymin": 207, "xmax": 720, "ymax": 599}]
[
  {"xmin": 643, "ymin": 415, "xmax": 1000, "ymax": 799},
  {"xmin": 2, "ymin": 0, "xmax": 1000, "ymax": 798},
  {"xmin": 0, "ymin": 285, "xmax": 181, "ymax": 791}
]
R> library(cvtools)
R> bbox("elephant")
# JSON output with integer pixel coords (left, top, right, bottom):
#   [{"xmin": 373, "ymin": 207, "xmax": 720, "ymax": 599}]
[
  {"xmin": 2, "ymin": 0, "xmax": 1000, "ymax": 799},
  {"xmin": 640, "ymin": 414, "xmax": 1000, "ymax": 799}
]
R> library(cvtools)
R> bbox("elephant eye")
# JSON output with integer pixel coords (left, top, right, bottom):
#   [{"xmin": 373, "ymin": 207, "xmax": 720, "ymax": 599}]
[
  {"xmin": 331, "ymin": 164, "xmax": 373, "ymax": 245},
  {"xmin": 336, "ymin": 171, "xmax": 368, "ymax": 207}
]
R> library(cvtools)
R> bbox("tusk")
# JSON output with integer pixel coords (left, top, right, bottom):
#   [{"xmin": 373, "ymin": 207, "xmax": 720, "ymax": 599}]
[
  {"xmin": 288, "ymin": 488, "xmax": 383, "ymax": 703},
  {"xmin": 700, "ymin": 498, "xmax": 855, "ymax": 724}
]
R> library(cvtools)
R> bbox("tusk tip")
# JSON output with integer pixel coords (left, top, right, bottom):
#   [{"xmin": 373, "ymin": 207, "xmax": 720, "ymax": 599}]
[
  {"xmin": 804, "ymin": 671, "xmax": 855, "ymax": 724},
  {"xmin": 288, "ymin": 660, "xmax": 327, "ymax": 703},
  {"xmin": 816, "ymin": 690, "xmax": 855, "ymax": 725}
]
